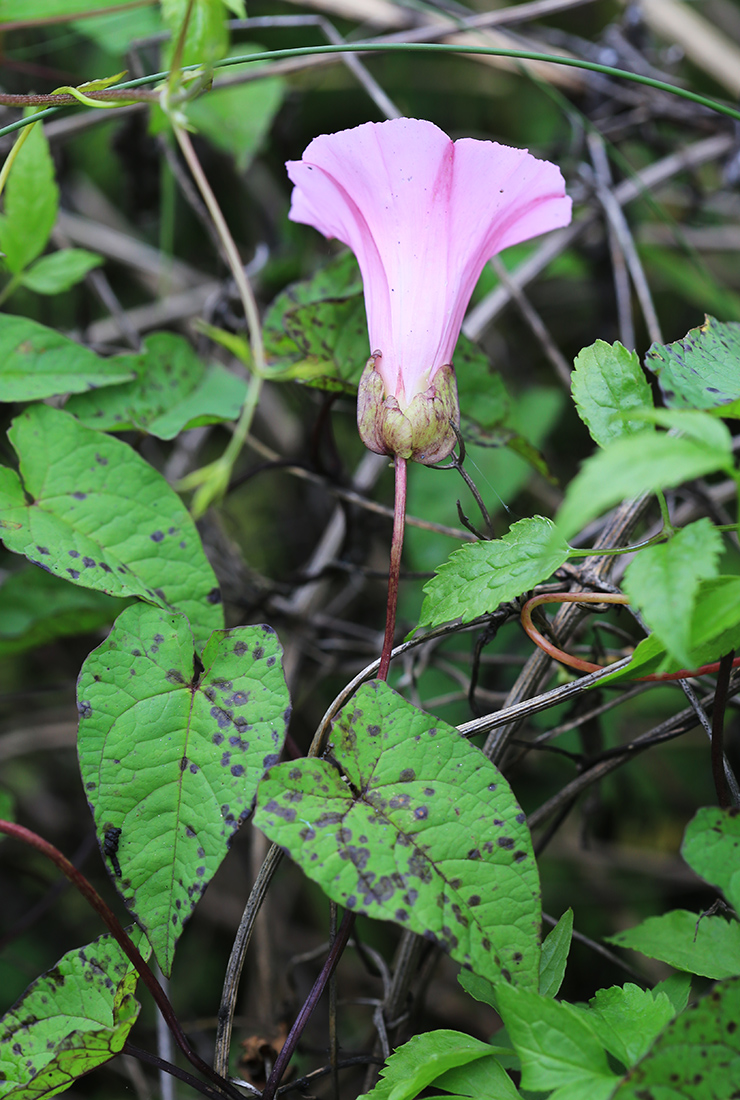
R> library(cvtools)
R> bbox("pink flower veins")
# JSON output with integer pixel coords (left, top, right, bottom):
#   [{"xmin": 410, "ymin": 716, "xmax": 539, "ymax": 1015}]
[{"xmin": 286, "ymin": 118, "xmax": 572, "ymax": 460}]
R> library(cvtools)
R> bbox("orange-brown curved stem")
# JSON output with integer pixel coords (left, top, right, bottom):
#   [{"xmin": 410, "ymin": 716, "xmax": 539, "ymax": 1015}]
[{"xmin": 520, "ymin": 591, "xmax": 740, "ymax": 683}]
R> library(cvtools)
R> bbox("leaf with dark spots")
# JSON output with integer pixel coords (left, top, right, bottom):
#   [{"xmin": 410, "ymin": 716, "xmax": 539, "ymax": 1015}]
[
  {"xmin": 0, "ymin": 405, "xmax": 222, "ymax": 648},
  {"xmin": 77, "ymin": 604, "xmax": 289, "ymax": 976},
  {"xmin": 253, "ymin": 679, "xmax": 540, "ymax": 987},
  {"xmin": 0, "ymin": 931, "xmax": 146, "ymax": 1095}
]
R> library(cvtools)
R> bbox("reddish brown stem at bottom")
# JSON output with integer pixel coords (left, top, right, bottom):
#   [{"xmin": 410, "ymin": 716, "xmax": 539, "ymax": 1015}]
[
  {"xmin": 0, "ymin": 821, "xmax": 242, "ymax": 1100},
  {"xmin": 378, "ymin": 455, "xmax": 408, "ymax": 682}
]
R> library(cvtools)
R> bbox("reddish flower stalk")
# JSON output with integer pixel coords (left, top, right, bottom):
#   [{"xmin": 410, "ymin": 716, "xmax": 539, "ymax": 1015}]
[{"xmin": 378, "ymin": 455, "xmax": 408, "ymax": 682}]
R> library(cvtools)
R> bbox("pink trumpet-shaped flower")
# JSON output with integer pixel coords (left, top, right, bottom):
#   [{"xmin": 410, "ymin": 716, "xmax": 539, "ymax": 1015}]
[{"xmin": 287, "ymin": 118, "xmax": 572, "ymax": 464}]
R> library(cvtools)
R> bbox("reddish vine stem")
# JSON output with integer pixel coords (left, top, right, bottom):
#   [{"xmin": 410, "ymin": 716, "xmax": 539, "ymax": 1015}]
[
  {"xmin": 261, "ymin": 908, "xmax": 356, "ymax": 1100},
  {"xmin": 0, "ymin": 91, "xmax": 156, "ymax": 105},
  {"xmin": 0, "ymin": 821, "xmax": 242, "ymax": 1100},
  {"xmin": 711, "ymin": 651, "xmax": 735, "ymax": 808},
  {"xmin": 521, "ymin": 592, "xmax": 740, "ymax": 682},
  {"xmin": 378, "ymin": 455, "xmax": 408, "ymax": 682}
]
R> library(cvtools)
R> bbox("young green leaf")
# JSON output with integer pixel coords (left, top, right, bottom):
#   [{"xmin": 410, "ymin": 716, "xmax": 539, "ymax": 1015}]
[
  {"xmin": 555, "ymin": 429, "xmax": 733, "ymax": 541},
  {"xmin": 577, "ymin": 983, "xmax": 677, "ymax": 1066},
  {"xmin": 539, "ymin": 909, "xmax": 573, "ymax": 997},
  {"xmin": 610, "ymin": 976, "xmax": 740, "ymax": 1098},
  {"xmin": 457, "ymin": 968, "xmax": 499, "ymax": 1009},
  {"xmin": 495, "ymin": 984, "xmax": 619, "ymax": 1098},
  {"xmin": 0, "ymin": 314, "xmax": 134, "ymax": 401},
  {"xmin": 571, "ymin": 340, "xmax": 654, "ymax": 447},
  {"xmin": 430, "ymin": 1053, "xmax": 521, "ymax": 1100},
  {"xmin": 682, "ymin": 806, "xmax": 740, "ymax": 913},
  {"xmin": 254, "ymin": 680, "xmax": 541, "ymax": 987},
  {"xmin": 356, "ymin": 1030, "xmax": 512, "ymax": 1100},
  {"xmin": 0, "ymin": 567, "xmax": 125, "ymax": 655},
  {"xmin": 77, "ymin": 604, "xmax": 290, "ymax": 976},
  {"xmin": 607, "ymin": 909, "xmax": 740, "ymax": 979},
  {"xmin": 0, "ymin": 119, "xmax": 57, "ymax": 275},
  {"xmin": 65, "ymin": 331, "xmax": 248, "ymax": 438},
  {"xmin": 419, "ymin": 516, "xmax": 570, "ymax": 628},
  {"xmin": 19, "ymin": 248, "xmax": 103, "ymax": 295},
  {"xmin": 0, "ymin": 932, "xmax": 142, "ymax": 1097},
  {"xmin": 0, "ymin": 405, "xmax": 222, "ymax": 647},
  {"xmin": 646, "ymin": 315, "xmax": 740, "ymax": 416},
  {"xmin": 160, "ymin": 0, "xmax": 232, "ymax": 67},
  {"xmin": 622, "ymin": 519, "xmax": 722, "ymax": 667},
  {"xmin": 684, "ymin": 575, "xmax": 740, "ymax": 667}
]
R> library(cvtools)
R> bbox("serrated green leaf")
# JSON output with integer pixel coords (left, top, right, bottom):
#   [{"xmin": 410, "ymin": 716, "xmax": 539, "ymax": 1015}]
[
  {"xmin": 607, "ymin": 910, "xmax": 740, "ymax": 978},
  {"xmin": 653, "ymin": 973, "xmax": 692, "ymax": 1016},
  {"xmin": 431, "ymin": 1053, "xmax": 521, "ymax": 1100},
  {"xmin": 77, "ymin": 603, "xmax": 290, "ymax": 975},
  {"xmin": 356, "ymin": 1030, "xmax": 512, "ymax": 1100},
  {"xmin": 186, "ymin": 55, "xmax": 285, "ymax": 173},
  {"xmin": 0, "ymin": 567, "xmax": 126, "ymax": 655},
  {"xmin": 539, "ymin": 909, "xmax": 573, "ymax": 997},
  {"xmin": 646, "ymin": 315, "xmax": 740, "ymax": 415},
  {"xmin": 0, "ymin": 314, "xmax": 134, "ymax": 401},
  {"xmin": 610, "ymin": 976, "xmax": 740, "ymax": 1098},
  {"xmin": 65, "ymin": 331, "xmax": 247, "ymax": 438},
  {"xmin": 682, "ymin": 806, "xmax": 740, "ymax": 913},
  {"xmin": 0, "ymin": 932, "xmax": 141, "ymax": 1098},
  {"xmin": 19, "ymin": 248, "xmax": 103, "ymax": 294},
  {"xmin": 571, "ymin": 340, "xmax": 654, "ymax": 447},
  {"xmin": 0, "ymin": 119, "xmax": 57, "ymax": 274},
  {"xmin": 622, "ymin": 519, "xmax": 722, "ymax": 667},
  {"xmin": 555, "ymin": 431, "xmax": 733, "ymax": 541},
  {"xmin": 419, "ymin": 516, "xmax": 570, "ymax": 628},
  {"xmin": 496, "ymin": 984, "xmax": 618, "ymax": 1094},
  {"xmin": 577, "ymin": 983, "xmax": 677, "ymax": 1066},
  {"xmin": 0, "ymin": 405, "xmax": 222, "ymax": 647},
  {"xmin": 254, "ymin": 680, "xmax": 541, "ymax": 987}
]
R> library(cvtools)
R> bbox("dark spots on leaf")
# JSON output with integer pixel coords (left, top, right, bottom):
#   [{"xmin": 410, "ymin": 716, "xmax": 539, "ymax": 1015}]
[
  {"xmin": 469, "ymin": 895, "xmax": 481, "ymax": 907},
  {"xmin": 229, "ymin": 691, "xmax": 249, "ymax": 706},
  {"xmin": 414, "ymin": 806, "xmax": 428, "ymax": 820},
  {"xmin": 220, "ymin": 752, "xmax": 231, "ymax": 767},
  {"xmin": 501, "ymin": 968, "xmax": 512, "ymax": 983},
  {"xmin": 346, "ymin": 895, "xmax": 357, "ymax": 909},
  {"xmin": 498, "ymin": 837, "xmax": 514, "ymax": 849},
  {"xmin": 118, "ymin": 565, "xmax": 126, "ymax": 573},
  {"xmin": 441, "ymin": 925, "xmax": 459, "ymax": 949},
  {"xmin": 263, "ymin": 753, "xmax": 280, "ymax": 769},
  {"xmin": 172, "ymin": 915, "xmax": 178, "ymax": 925},
  {"xmin": 449, "ymin": 878, "xmax": 462, "ymax": 890},
  {"xmin": 72, "ymin": 491, "xmax": 87, "ymax": 500},
  {"xmin": 514, "ymin": 850, "xmax": 527, "ymax": 862},
  {"xmin": 86, "ymin": 781, "xmax": 96, "ymax": 791},
  {"xmin": 516, "ymin": 812, "xmax": 526, "ymax": 824},
  {"xmin": 366, "ymin": 724, "xmax": 381, "ymax": 737},
  {"xmin": 211, "ymin": 705, "xmax": 233, "ymax": 729},
  {"xmin": 212, "ymin": 731, "xmax": 224, "ymax": 746},
  {"xmin": 267, "ymin": 656, "xmax": 276, "ymax": 667},
  {"xmin": 339, "ymin": 845, "xmax": 370, "ymax": 870},
  {"xmin": 482, "ymin": 938, "xmax": 491, "ymax": 952},
  {"xmin": 82, "ymin": 556, "xmax": 95, "ymax": 568},
  {"xmin": 231, "ymin": 764, "xmax": 245, "ymax": 777},
  {"xmin": 166, "ymin": 669, "xmax": 186, "ymax": 684},
  {"xmin": 428, "ymin": 727, "xmax": 438, "ymax": 737},
  {"xmin": 68, "ymin": 549, "xmax": 80, "ymax": 558},
  {"xmin": 423, "ymin": 787, "xmax": 435, "ymax": 796},
  {"xmin": 488, "ymin": 783, "xmax": 497, "ymax": 792},
  {"xmin": 264, "ymin": 799, "xmax": 296, "ymax": 822},
  {"xmin": 78, "ymin": 700, "xmax": 92, "ymax": 719},
  {"xmin": 94, "ymin": 453, "xmax": 108, "ymax": 465},
  {"xmin": 728, "ymin": 1021, "xmax": 738, "ymax": 1033},
  {"xmin": 300, "ymin": 826, "xmax": 316, "ymax": 840},
  {"xmin": 408, "ymin": 850, "xmax": 433, "ymax": 882},
  {"xmin": 467, "ymin": 848, "xmax": 481, "ymax": 860},
  {"xmin": 399, "ymin": 768, "xmax": 415, "ymax": 782},
  {"xmin": 197, "ymin": 866, "xmax": 205, "ymax": 877},
  {"xmin": 395, "ymin": 908, "xmax": 409, "ymax": 922},
  {"xmin": 35, "ymin": 545, "xmax": 49, "ymax": 555},
  {"xmin": 102, "ymin": 826, "xmax": 122, "ymax": 878},
  {"xmin": 185, "ymin": 826, "xmax": 196, "ymax": 837},
  {"xmin": 150, "ymin": 530, "xmax": 164, "ymax": 542},
  {"xmin": 207, "ymin": 587, "xmax": 222, "ymax": 604},
  {"xmin": 180, "ymin": 756, "xmax": 188, "ymax": 772},
  {"xmin": 403, "ymin": 889, "xmax": 418, "ymax": 906},
  {"xmin": 67, "ymin": 568, "xmax": 80, "ymax": 579},
  {"xmin": 234, "ymin": 641, "xmax": 248, "ymax": 656},
  {"xmin": 100, "ymin": 562, "xmax": 112, "ymax": 574},
  {"xmin": 512, "ymin": 952, "xmax": 523, "ymax": 963},
  {"xmin": 197, "ymin": 847, "xmax": 205, "ymax": 858},
  {"xmin": 289, "ymin": 768, "xmax": 301, "ymax": 781},
  {"xmin": 315, "ymin": 811, "xmax": 344, "ymax": 827},
  {"xmin": 389, "ymin": 793, "xmax": 411, "ymax": 810},
  {"xmin": 253, "ymin": 645, "xmax": 264, "ymax": 660},
  {"xmin": 337, "ymin": 826, "xmax": 353, "ymax": 844},
  {"xmin": 483, "ymin": 842, "xmax": 494, "ymax": 854},
  {"xmin": 493, "ymin": 818, "xmax": 504, "ymax": 826}
]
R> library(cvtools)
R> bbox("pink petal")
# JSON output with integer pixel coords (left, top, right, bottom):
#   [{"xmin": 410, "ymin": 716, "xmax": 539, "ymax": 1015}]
[{"xmin": 287, "ymin": 118, "xmax": 571, "ymax": 405}]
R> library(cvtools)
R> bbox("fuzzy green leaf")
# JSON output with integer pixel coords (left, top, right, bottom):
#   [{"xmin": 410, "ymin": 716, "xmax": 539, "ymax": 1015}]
[
  {"xmin": 77, "ymin": 603, "xmax": 290, "ymax": 975},
  {"xmin": 496, "ymin": 984, "xmax": 618, "ymax": 1096},
  {"xmin": 622, "ymin": 519, "xmax": 723, "ymax": 667},
  {"xmin": 0, "ymin": 119, "xmax": 57, "ymax": 274},
  {"xmin": 646, "ymin": 315, "xmax": 740, "ymax": 416},
  {"xmin": 571, "ymin": 340, "xmax": 654, "ymax": 447},
  {"xmin": 419, "ymin": 516, "xmax": 570, "ymax": 628},
  {"xmin": 254, "ymin": 680, "xmax": 541, "ymax": 987},
  {"xmin": 0, "ymin": 933, "xmax": 141, "ymax": 1098},
  {"xmin": 0, "ymin": 314, "xmax": 134, "ymax": 401},
  {"xmin": 577, "ymin": 983, "xmax": 677, "ymax": 1067},
  {"xmin": 682, "ymin": 806, "xmax": 740, "ymax": 913},
  {"xmin": 610, "ymin": 976, "xmax": 740, "ymax": 1098},
  {"xmin": 539, "ymin": 909, "xmax": 573, "ymax": 997},
  {"xmin": 555, "ymin": 429, "xmax": 733, "ymax": 541},
  {"xmin": 607, "ymin": 909, "xmax": 740, "ymax": 979},
  {"xmin": 0, "ymin": 405, "xmax": 222, "ymax": 647},
  {"xmin": 20, "ymin": 248, "xmax": 103, "ymax": 294},
  {"xmin": 65, "ymin": 331, "xmax": 247, "ymax": 438}
]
